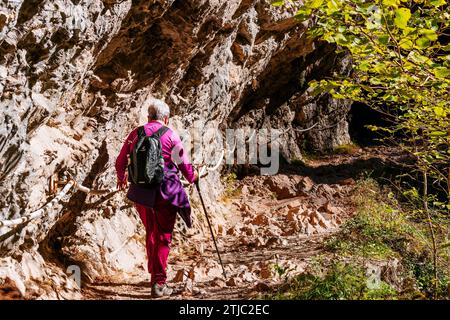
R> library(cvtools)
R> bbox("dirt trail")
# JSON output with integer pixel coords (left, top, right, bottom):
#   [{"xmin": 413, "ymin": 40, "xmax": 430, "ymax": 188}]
[{"xmin": 82, "ymin": 146, "xmax": 407, "ymax": 300}]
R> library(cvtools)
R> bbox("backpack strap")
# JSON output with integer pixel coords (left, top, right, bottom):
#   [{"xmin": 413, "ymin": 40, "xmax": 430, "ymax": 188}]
[
  {"xmin": 137, "ymin": 126, "xmax": 146, "ymax": 138},
  {"xmin": 151, "ymin": 126, "xmax": 169, "ymax": 139}
]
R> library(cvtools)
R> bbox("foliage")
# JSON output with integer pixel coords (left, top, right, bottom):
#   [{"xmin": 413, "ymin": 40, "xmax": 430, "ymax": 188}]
[
  {"xmin": 268, "ymin": 261, "xmax": 397, "ymax": 300},
  {"xmin": 327, "ymin": 178, "xmax": 427, "ymax": 257},
  {"xmin": 272, "ymin": 262, "xmax": 296, "ymax": 280},
  {"xmin": 221, "ymin": 173, "xmax": 242, "ymax": 200},
  {"xmin": 266, "ymin": 177, "xmax": 449, "ymax": 299},
  {"xmin": 333, "ymin": 143, "xmax": 360, "ymax": 154},
  {"xmin": 326, "ymin": 177, "xmax": 450, "ymax": 298},
  {"xmin": 273, "ymin": 0, "xmax": 450, "ymax": 298},
  {"xmin": 274, "ymin": 0, "xmax": 450, "ymax": 206}
]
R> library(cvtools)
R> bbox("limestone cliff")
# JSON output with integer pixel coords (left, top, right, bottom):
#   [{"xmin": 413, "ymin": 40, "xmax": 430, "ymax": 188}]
[{"xmin": 0, "ymin": 0, "xmax": 351, "ymax": 298}]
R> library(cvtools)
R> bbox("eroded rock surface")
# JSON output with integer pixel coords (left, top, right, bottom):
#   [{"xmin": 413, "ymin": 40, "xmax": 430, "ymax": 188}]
[{"xmin": 0, "ymin": 0, "xmax": 352, "ymax": 298}]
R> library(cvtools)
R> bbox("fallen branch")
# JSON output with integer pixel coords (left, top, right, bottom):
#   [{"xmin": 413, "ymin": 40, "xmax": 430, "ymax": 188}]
[
  {"xmin": 0, "ymin": 181, "xmax": 74, "ymax": 228},
  {"xmin": 0, "ymin": 179, "xmax": 117, "ymax": 228}
]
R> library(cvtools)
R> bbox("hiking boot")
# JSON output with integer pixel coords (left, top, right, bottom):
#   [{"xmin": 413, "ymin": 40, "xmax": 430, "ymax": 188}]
[{"xmin": 151, "ymin": 283, "xmax": 173, "ymax": 298}]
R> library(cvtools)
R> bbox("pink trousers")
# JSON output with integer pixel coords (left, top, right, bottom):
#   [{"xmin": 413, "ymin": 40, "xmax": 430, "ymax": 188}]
[{"xmin": 135, "ymin": 196, "xmax": 177, "ymax": 285}]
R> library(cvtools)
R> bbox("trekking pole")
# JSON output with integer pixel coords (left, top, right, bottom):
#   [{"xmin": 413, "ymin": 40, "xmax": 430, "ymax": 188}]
[{"xmin": 194, "ymin": 180, "xmax": 227, "ymax": 280}]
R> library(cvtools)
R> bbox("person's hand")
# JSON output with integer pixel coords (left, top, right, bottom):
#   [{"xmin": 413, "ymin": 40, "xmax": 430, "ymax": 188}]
[
  {"xmin": 117, "ymin": 178, "xmax": 128, "ymax": 191},
  {"xmin": 192, "ymin": 172, "xmax": 199, "ymax": 185}
]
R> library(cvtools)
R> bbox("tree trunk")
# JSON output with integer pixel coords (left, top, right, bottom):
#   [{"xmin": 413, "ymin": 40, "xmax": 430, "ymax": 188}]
[{"xmin": 423, "ymin": 170, "xmax": 438, "ymax": 299}]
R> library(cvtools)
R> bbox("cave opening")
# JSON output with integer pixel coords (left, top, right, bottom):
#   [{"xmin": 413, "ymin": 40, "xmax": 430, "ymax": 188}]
[{"xmin": 348, "ymin": 102, "xmax": 392, "ymax": 147}]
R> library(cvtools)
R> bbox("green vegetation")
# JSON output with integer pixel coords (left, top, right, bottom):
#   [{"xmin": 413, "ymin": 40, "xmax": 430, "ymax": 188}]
[
  {"xmin": 221, "ymin": 173, "xmax": 242, "ymax": 200},
  {"xmin": 297, "ymin": 146, "xmax": 323, "ymax": 162},
  {"xmin": 326, "ymin": 179, "xmax": 427, "ymax": 260},
  {"xmin": 269, "ymin": 262, "xmax": 397, "ymax": 300},
  {"xmin": 266, "ymin": 177, "xmax": 450, "ymax": 300},
  {"xmin": 333, "ymin": 143, "xmax": 361, "ymax": 155},
  {"xmin": 272, "ymin": 0, "xmax": 450, "ymax": 298},
  {"xmin": 286, "ymin": 0, "xmax": 450, "ymax": 203},
  {"xmin": 329, "ymin": 178, "xmax": 449, "ymax": 298}
]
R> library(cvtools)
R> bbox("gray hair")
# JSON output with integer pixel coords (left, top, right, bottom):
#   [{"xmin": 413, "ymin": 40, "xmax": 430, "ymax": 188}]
[{"xmin": 145, "ymin": 98, "xmax": 170, "ymax": 120}]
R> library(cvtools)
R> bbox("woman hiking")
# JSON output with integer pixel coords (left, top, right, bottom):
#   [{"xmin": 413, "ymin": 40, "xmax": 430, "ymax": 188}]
[{"xmin": 115, "ymin": 98, "xmax": 197, "ymax": 298}]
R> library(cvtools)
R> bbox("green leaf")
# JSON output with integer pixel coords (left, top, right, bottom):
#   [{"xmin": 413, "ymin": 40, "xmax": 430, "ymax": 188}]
[
  {"xmin": 378, "ymin": 35, "xmax": 390, "ymax": 45},
  {"xmin": 430, "ymin": 0, "xmax": 446, "ymax": 7},
  {"xmin": 326, "ymin": 0, "xmax": 340, "ymax": 12},
  {"xmin": 434, "ymin": 67, "xmax": 450, "ymax": 78},
  {"xmin": 419, "ymin": 29, "xmax": 438, "ymax": 41},
  {"xmin": 394, "ymin": 8, "xmax": 411, "ymax": 29},
  {"xmin": 382, "ymin": 94, "xmax": 398, "ymax": 102},
  {"xmin": 271, "ymin": 0, "xmax": 285, "ymax": 6},
  {"xmin": 416, "ymin": 37, "xmax": 430, "ymax": 49},
  {"xmin": 295, "ymin": 8, "xmax": 312, "ymax": 21},
  {"xmin": 429, "ymin": 131, "xmax": 447, "ymax": 136},
  {"xmin": 402, "ymin": 27, "xmax": 416, "ymax": 36},
  {"xmin": 433, "ymin": 106, "xmax": 446, "ymax": 117},
  {"xmin": 403, "ymin": 187, "xmax": 419, "ymax": 199},
  {"xmin": 334, "ymin": 33, "xmax": 350, "ymax": 45},
  {"xmin": 399, "ymin": 38, "xmax": 413, "ymax": 50},
  {"xmin": 358, "ymin": 61, "xmax": 370, "ymax": 71},
  {"xmin": 408, "ymin": 51, "xmax": 432, "ymax": 65},
  {"xmin": 383, "ymin": 0, "xmax": 400, "ymax": 7},
  {"xmin": 310, "ymin": 0, "xmax": 324, "ymax": 9}
]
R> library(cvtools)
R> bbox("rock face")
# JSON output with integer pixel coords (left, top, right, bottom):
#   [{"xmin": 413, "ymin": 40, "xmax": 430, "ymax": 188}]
[{"xmin": 0, "ymin": 0, "xmax": 351, "ymax": 298}]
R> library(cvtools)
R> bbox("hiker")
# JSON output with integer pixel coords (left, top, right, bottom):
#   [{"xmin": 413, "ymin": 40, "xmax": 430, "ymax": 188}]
[{"xmin": 115, "ymin": 98, "xmax": 198, "ymax": 298}]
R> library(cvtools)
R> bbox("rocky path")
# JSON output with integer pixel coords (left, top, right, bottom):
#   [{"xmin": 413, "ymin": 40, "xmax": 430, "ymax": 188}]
[
  {"xmin": 82, "ymin": 146, "xmax": 407, "ymax": 300},
  {"xmin": 82, "ymin": 234, "xmax": 329, "ymax": 300}
]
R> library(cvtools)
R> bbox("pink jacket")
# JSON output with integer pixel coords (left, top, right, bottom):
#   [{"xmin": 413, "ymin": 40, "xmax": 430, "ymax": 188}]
[{"xmin": 115, "ymin": 121, "xmax": 196, "ymax": 184}]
